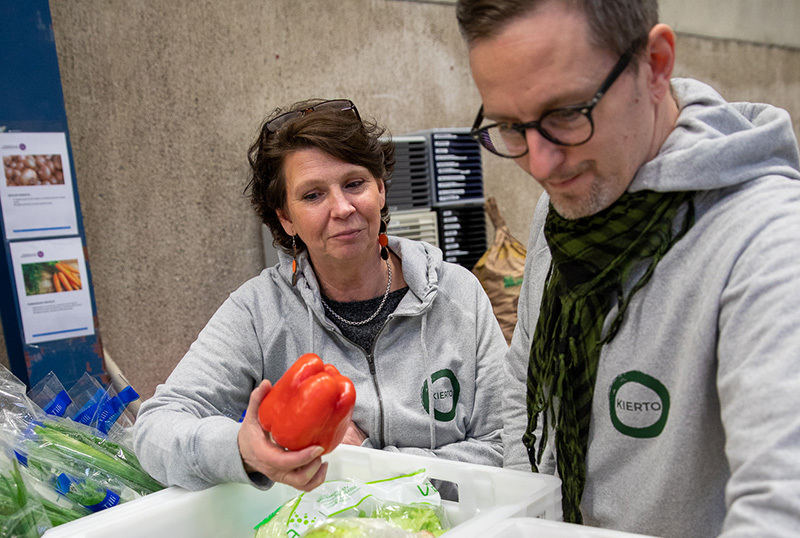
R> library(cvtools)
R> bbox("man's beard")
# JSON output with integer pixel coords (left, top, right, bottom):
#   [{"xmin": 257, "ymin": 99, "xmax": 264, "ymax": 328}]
[{"xmin": 546, "ymin": 162, "xmax": 619, "ymax": 220}]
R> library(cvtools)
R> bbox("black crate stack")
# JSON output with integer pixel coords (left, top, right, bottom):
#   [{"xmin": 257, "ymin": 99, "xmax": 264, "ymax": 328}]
[
  {"xmin": 435, "ymin": 204, "xmax": 486, "ymax": 269},
  {"xmin": 385, "ymin": 135, "xmax": 439, "ymax": 247},
  {"xmin": 408, "ymin": 128, "xmax": 487, "ymax": 269},
  {"xmin": 385, "ymin": 135, "xmax": 431, "ymax": 212}
]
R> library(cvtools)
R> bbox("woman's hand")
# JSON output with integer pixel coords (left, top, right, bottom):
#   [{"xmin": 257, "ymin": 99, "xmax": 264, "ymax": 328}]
[
  {"xmin": 237, "ymin": 380, "xmax": 328, "ymax": 492},
  {"xmin": 341, "ymin": 420, "xmax": 367, "ymax": 446}
]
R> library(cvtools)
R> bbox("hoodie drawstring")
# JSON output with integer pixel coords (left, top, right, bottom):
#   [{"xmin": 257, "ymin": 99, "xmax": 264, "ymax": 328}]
[
  {"xmin": 420, "ymin": 313, "xmax": 436, "ymax": 450},
  {"xmin": 306, "ymin": 302, "xmax": 316, "ymax": 354}
]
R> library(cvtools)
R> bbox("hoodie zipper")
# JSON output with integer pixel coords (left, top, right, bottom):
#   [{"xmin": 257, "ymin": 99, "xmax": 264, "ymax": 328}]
[
  {"xmin": 364, "ymin": 350, "xmax": 385, "ymax": 448},
  {"xmin": 326, "ymin": 318, "xmax": 391, "ymax": 449},
  {"xmin": 365, "ymin": 317, "xmax": 395, "ymax": 449}
]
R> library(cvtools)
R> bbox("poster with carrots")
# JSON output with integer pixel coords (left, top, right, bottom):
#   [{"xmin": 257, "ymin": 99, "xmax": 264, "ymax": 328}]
[
  {"xmin": 21, "ymin": 259, "xmax": 82, "ymax": 296},
  {"xmin": 9, "ymin": 237, "xmax": 95, "ymax": 345}
]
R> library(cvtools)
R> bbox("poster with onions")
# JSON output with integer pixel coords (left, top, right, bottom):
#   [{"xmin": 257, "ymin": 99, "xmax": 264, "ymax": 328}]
[{"xmin": 0, "ymin": 132, "xmax": 79, "ymax": 240}]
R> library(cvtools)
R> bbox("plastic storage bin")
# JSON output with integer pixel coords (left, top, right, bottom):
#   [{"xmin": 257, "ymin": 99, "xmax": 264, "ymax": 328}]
[
  {"xmin": 485, "ymin": 518, "xmax": 656, "ymax": 537},
  {"xmin": 43, "ymin": 444, "xmax": 562, "ymax": 537}
]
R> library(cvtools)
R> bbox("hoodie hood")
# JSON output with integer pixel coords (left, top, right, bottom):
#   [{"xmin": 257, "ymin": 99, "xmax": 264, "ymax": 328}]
[
  {"xmin": 630, "ymin": 78, "xmax": 800, "ymax": 193},
  {"xmin": 275, "ymin": 235, "xmax": 442, "ymax": 319}
]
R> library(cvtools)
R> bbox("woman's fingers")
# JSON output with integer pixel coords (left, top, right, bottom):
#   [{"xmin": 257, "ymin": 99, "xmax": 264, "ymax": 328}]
[{"xmin": 238, "ymin": 380, "xmax": 329, "ymax": 489}]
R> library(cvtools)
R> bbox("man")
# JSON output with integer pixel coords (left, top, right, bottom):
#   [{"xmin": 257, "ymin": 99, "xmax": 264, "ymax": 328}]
[{"xmin": 457, "ymin": 0, "xmax": 800, "ymax": 536}]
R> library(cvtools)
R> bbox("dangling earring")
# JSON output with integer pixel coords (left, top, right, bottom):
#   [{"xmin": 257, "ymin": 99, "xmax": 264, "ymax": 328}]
[
  {"xmin": 291, "ymin": 235, "xmax": 298, "ymax": 286},
  {"xmin": 378, "ymin": 220, "xmax": 389, "ymax": 260}
]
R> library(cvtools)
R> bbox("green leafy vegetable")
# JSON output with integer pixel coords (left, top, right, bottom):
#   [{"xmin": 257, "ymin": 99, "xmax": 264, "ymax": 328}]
[
  {"xmin": 21, "ymin": 264, "xmax": 45, "ymax": 296},
  {"xmin": 29, "ymin": 419, "xmax": 163, "ymax": 495},
  {"xmin": 0, "ymin": 459, "xmax": 50, "ymax": 538},
  {"xmin": 373, "ymin": 505, "xmax": 446, "ymax": 536},
  {"xmin": 300, "ymin": 517, "xmax": 436, "ymax": 537}
]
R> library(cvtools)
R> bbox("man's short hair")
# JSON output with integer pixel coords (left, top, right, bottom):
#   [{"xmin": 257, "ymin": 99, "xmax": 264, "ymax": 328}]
[{"xmin": 456, "ymin": 0, "xmax": 657, "ymax": 58}]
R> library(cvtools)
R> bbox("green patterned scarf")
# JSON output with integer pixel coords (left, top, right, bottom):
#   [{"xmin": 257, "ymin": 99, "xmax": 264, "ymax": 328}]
[{"xmin": 523, "ymin": 189, "xmax": 695, "ymax": 524}]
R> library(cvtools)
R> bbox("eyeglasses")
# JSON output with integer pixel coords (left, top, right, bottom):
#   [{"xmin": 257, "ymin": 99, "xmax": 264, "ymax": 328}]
[
  {"xmin": 265, "ymin": 99, "xmax": 361, "ymax": 133},
  {"xmin": 469, "ymin": 43, "xmax": 638, "ymax": 158}
]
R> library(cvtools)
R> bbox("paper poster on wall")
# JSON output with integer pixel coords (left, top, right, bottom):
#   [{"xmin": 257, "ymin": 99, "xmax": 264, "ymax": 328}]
[
  {"xmin": 8, "ymin": 237, "xmax": 95, "ymax": 344},
  {"xmin": 0, "ymin": 132, "xmax": 79, "ymax": 240}
]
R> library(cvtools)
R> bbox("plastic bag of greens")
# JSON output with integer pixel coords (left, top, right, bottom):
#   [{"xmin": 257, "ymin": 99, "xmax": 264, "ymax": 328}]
[
  {"xmin": 0, "ymin": 367, "xmax": 41, "ymax": 434},
  {"xmin": 68, "ymin": 373, "xmax": 138, "ymax": 436},
  {"xmin": 13, "ymin": 416, "xmax": 163, "ymax": 506},
  {"xmin": 254, "ymin": 469, "xmax": 449, "ymax": 538},
  {"xmin": 94, "ymin": 383, "xmax": 138, "ymax": 435},
  {"xmin": 27, "ymin": 372, "xmax": 76, "ymax": 419},
  {"xmin": 68, "ymin": 373, "xmax": 107, "ymax": 427},
  {"xmin": 23, "ymin": 474, "xmax": 91, "ymax": 528},
  {"xmin": 300, "ymin": 517, "xmax": 436, "ymax": 537},
  {"xmin": 0, "ymin": 440, "xmax": 91, "ymax": 528},
  {"xmin": 0, "ymin": 450, "xmax": 51, "ymax": 537}
]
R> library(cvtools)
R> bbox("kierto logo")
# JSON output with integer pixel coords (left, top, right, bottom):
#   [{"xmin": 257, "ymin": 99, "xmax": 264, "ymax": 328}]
[
  {"xmin": 421, "ymin": 369, "xmax": 460, "ymax": 422},
  {"xmin": 608, "ymin": 370, "xmax": 670, "ymax": 438}
]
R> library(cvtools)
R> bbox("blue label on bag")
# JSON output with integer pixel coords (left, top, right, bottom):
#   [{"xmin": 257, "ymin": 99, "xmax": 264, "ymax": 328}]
[
  {"xmin": 43, "ymin": 390, "xmax": 72, "ymax": 417},
  {"xmin": 95, "ymin": 386, "xmax": 140, "ymax": 433},
  {"xmin": 72, "ymin": 388, "xmax": 106, "ymax": 425},
  {"xmin": 85, "ymin": 489, "xmax": 121, "ymax": 512},
  {"xmin": 55, "ymin": 473, "xmax": 121, "ymax": 512},
  {"xmin": 54, "ymin": 473, "xmax": 74, "ymax": 495},
  {"xmin": 14, "ymin": 451, "xmax": 28, "ymax": 466},
  {"xmin": 96, "ymin": 396, "xmax": 123, "ymax": 434},
  {"xmin": 117, "ymin": 385, "xmax": 139, "ymax": 405}
]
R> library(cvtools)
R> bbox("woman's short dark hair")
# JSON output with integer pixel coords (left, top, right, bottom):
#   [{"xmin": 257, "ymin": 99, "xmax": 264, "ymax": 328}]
[
  {"xmin": 246, "ymin": 99, "xmax": 395, "ymax": 254},
  {"xmin": 456, "ymin": 0, "xmax": 657, "ymax": 60}
]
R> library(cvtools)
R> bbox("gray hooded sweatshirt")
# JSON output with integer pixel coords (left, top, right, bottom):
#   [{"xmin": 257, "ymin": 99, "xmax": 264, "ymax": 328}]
[
  {"xmin": 502, "ymin": 78, "xmax": 800, "ymax": 537},
  {"xmin": 134, "ymin": 236, "xmax": 506, "ymax": 491}
]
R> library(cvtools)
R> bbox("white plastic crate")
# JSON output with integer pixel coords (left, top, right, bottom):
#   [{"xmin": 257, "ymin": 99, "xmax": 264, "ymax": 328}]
[
  {"xmin": 43, "ymin": 444, "xmax": 561, "ymax": 537},
  {"xmin": 388, "ymin": 209, "xmax": 439, "ymax": 247},
  {"xmin": 484, "ymin": 517, "xmax": 656, "ymax": 538}
]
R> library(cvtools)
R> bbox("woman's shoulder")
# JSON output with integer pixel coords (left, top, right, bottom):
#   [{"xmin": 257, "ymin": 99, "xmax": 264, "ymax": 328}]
[
  {"xmin": 228, "ymin": 265, "xmax": 290, "ymax": 304},
  {"xmin": 390, "ymin": 235, "xmax": 479, "ymax": 286}
]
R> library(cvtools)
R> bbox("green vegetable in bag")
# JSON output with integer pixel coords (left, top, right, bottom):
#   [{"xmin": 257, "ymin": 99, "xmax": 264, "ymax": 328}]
[
  {"xmin": 0, "ymin": 459, "xmax": 50, "ymax": 538},
  {"xmin": 300, "ymin": 517, "xmax": 435, "ymax": 537},
  {"xmin": 28, "ymin": 419, "xmax": 163, "ymax": 495},
  {"xmin": 254, "ymin": 469, "xmax": 448, "ymax": 538}
]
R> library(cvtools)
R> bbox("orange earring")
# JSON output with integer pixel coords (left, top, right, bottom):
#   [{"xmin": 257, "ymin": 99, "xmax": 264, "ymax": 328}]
[
  {"xmin": 291, "ymin": 235, "xmax": 298, "ymax": 286},
  {"xmin": 379, "ymin": 220, "xmax": 388, "ymax": 260}
]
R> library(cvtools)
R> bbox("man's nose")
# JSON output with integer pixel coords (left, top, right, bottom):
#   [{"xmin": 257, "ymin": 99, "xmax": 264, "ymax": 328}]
[{"xmin": 520, "ymin": 128, "xmax": 566, "ymax": 181}]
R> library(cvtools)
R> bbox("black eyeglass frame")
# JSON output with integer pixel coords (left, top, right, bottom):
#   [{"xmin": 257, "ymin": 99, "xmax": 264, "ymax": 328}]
[
  {"xmin": 469, "ymin": 42, "xmax": 640, "ymax": 158},
  {"xmin": 265, "ymin": 99, "xmax": 361, "ymax": 134}
]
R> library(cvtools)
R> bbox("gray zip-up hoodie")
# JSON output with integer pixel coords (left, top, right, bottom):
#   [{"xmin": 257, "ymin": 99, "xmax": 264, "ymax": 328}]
[
  {"xmin": 134, "ymin": 236, "xmax": 506, "ymax": 491},
  {"xmin": 502, "ymin": 78, "xmax": 800, "ymax": 537}
]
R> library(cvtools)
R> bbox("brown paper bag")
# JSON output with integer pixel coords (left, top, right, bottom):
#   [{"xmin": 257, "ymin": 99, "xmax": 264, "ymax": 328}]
[{"xmin": 472, "ymin": 198, "xmax": 527, "ymax": 344}]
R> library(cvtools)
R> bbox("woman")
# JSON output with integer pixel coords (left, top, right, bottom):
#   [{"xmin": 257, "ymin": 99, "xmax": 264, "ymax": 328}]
[{"xmin": 133, "ymin": 99, "xmax": 506, "ymax": 494}]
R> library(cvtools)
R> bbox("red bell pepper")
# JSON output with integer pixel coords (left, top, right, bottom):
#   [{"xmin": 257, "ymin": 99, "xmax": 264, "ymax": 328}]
[{"xmin": 258, "ymin": 353, "xmax": 356, "ymax": 454}]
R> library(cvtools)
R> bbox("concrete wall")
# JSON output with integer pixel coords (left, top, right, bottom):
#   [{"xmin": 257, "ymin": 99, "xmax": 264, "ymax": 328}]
[{"xmin": 1, "ymin": 1, "xmax": 798, "ymax": 399}]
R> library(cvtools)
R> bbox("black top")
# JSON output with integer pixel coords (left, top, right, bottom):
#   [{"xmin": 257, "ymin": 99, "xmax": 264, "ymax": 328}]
[{"xmin": 322, "ymin": 287, "xmax": 409, "ymax": 351}]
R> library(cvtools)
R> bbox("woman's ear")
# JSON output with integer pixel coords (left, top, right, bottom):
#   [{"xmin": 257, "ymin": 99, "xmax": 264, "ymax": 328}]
[
  {"xmin": 645, "ymin": 24, "xmax": 676, "ymax": 102},
  {"xmin": 276, "ymin": 208, "xmax": 294, "ymax": 237}
]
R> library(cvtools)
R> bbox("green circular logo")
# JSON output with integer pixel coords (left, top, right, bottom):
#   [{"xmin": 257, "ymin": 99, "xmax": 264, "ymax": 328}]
[
  {"xmin": 608, "ymin": 370, "xmax": 670, "ymax": 438},
  {"xmin": 421, "ymin": 369, "xmax": 460, "ymax": 422}
]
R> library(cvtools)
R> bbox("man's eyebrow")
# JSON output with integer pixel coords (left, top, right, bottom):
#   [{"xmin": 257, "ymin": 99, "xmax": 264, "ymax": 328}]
[{"xmin": 483, "ymin": 87, "xmax": 596, "ymax": 124}]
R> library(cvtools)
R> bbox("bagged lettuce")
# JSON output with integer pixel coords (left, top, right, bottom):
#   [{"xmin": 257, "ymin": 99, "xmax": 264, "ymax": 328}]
[
  {"xmin": 300, "ymin": 517, "xmax": 435, "ymax": 537},
  {"xmin": 254, "ymin": 469, "xmax": 448, "ymax": 538}
]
